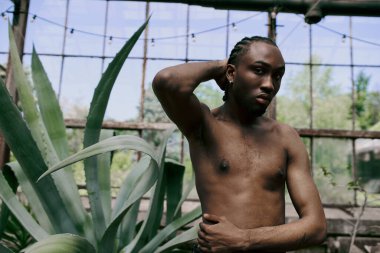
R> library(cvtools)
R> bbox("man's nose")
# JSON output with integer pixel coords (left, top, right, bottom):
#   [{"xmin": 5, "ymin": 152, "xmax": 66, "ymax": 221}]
[{"xmin": 260, "ymin": 76, "xmax": 275, "ymax": 93}]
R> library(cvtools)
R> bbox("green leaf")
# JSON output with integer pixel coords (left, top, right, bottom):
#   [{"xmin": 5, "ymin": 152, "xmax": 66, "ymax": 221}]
[
  {"xmin": 125, "ymin": 127, "xmax": 176, "ymax": 253},
  {"xmin": 140, "ymin": 205, "xmax": 201, "ymax": 253},
  {"xmin": 0, "ymin": 173, "xmax": 49, "ymax": 241},
  {"xmin": 174, "ymin": 168, "xmax": 195, "ymax": 218},
  {"xmin": 112, "ymin": 156, "xmax": 151, "ymax": 218},
  {"xmin": 0, "ymin": 66, "xmax": 77, "ymax": 234},
  {"xmin": 116, "ymin": 200, "xmax": 140, "ymax": 251},
  {"xmin": 31, "ymin": 47, "xmax": 69, "ymax": 160},
  {"xmin": 82, "ymin": 17, "xmax": 150, "ymax": 241},
  {"xmin": 98, "ymin": 158, "xmax": 159, "ymax": 253},
  {"xmin": 0, "ymin": 164, "xmax": 19, "ymax": 236},
  {"xmin": 31, "ymin": 48, "xmax": 92, "ymax": 240},
  {"xmin": 101, "ymin": 128, "xmax": 175, "ymax": 253},
  {"xmin": 98, "ymin": 130, "xmax": 114, "ymax": 224},
  {"xmin": 154, "ymin": 226, "xmax": 198, "ymax": 253},
  {"xmin": 113, "ymin": 156, "xmax": 151, "ymax": 251},
  {"xmin": 5, "ymin": 162, "xmax": 54, "ymax": 234},
  {"xmin": 165, "ymin": 160, "xmax": 185, "ymax": 225},
  {"xmin": 22, "ymin": 234, "xmax": 96, "ymax": 253},
  {"xmin": 38, "ymin": 135, "xmax": 158, "ymax": 180},
  {"xmin": 0, "ymin": 244, "xmax": 14, "ymax": 253}
]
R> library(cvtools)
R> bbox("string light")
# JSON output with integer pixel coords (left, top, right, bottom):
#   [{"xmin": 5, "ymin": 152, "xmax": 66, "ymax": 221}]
[
  {"xmin": 0, "ymin": 9, "xmax": 264, "ymax": 43},
  {"xmin": 342, "ymin": 34, "xmax": 346, "ymax": 43},
  {"xmin": 151, "ymin": 38, "xmax": 155, "ymax": 47},
  {"xmin": 232, "ymin": 22, "xmax": 237, "ymax": 31},
  {"xmin": 30, "ymin": 14, "xmax": 37, "ymax": 23},
  {"xmin": 191, "ymin": 33, "xmax": 196, "ymax": 43},
  {"xmin": 108, "ymin": 36, "xmax": 113, "ymax": 45},
  {"xmin": 2, "ymin": 8, "xmax": 380, "ymax": 48},
  {"xmin": 271, "ymin": 10, "xmax": 277, "ymax": 19}
]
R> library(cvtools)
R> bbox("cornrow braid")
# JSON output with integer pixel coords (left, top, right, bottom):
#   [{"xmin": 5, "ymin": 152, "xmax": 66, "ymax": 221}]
[
  {"xmin": 227, "ymin": 36, "xmax": 278, "ymax": 65},
  {"xmin": 223, "ymin": 36, "xmax": 278, "ymax": 101}
]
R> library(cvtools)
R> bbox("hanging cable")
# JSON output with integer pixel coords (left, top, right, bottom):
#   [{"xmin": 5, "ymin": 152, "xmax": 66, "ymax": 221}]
[{"xmin": 3, "ymin": 6, "xmax": 380, "ymax": 48}]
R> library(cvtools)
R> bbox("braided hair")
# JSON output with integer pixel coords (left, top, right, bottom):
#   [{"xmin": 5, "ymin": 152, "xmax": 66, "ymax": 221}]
[{"xmin": 223, "ymin": 36, "xmax": 278, "ymax": 101}]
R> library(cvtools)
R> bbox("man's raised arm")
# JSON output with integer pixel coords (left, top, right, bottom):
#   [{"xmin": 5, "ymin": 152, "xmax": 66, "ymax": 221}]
[{"xmin": 152, "ymin": 60, "xmax": 227, "ymax": 138}]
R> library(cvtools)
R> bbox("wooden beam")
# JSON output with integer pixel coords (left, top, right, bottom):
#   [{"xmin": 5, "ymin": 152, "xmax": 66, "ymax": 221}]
[
  {"xmin": 64, "ymin": 118, "xmax": 380, "ymax": 139},
  {"xmin": 296, "ymin": 128, "xmax": 380, "ymax": 139},
  {"xmin": 64, "ymin": 118, "xmax": 173, "ymax": 131},
  {"xmin": 118, "ymin": 0, "xmax": 380, "ymax": 18}
]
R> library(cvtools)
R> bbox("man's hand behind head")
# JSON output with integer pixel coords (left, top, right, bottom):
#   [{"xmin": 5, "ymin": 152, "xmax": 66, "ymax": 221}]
[{"xmin": 214, "ymin": 59, "xmax": 229, "ymax": 91}]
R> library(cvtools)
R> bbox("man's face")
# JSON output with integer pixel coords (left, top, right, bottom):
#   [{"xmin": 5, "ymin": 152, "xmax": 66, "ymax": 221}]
[{"xmin": 229, "ymin": 42, "xmax": 285, "ymax": 115}]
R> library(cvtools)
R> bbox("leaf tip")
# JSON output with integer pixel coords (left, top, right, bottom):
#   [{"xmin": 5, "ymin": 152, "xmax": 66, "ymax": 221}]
[{"xmin": 36, "ymin": 171, "xmax": 48, "ymax": 182}]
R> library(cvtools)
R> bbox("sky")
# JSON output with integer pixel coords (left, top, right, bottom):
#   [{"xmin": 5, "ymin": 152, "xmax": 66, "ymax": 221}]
[{"xmin": 0, "ymin": 0, "xmax": 379, "ymax": 121}]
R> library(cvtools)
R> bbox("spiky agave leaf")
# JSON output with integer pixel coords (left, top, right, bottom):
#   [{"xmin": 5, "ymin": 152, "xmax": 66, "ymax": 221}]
[
  {"xmin": 81, "ymin": 17, "xmax": 150, "ymax": 241},
  {"xmin": 22, "ymin": 234, "xmax": 95, "ymax": 253}
]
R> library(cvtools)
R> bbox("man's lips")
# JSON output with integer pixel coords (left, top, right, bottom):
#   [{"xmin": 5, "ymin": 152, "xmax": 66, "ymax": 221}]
[{"xmin": 256, "ymin": 93, "xmax": 271, "ymax": 104}]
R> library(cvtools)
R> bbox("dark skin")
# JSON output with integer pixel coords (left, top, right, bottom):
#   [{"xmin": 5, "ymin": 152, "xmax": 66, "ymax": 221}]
[{"xmin": 153, "ymin": 41, "xmax": 327, "ymax": 252}]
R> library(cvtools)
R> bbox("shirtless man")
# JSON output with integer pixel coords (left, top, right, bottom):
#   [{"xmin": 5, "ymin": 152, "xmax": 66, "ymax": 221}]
[{"xmin": 152, "ymin": 36, "xmax": 326, "ymax": 252}]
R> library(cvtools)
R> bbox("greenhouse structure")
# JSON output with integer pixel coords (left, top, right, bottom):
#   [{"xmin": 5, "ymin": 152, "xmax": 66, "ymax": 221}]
[{"xmin": 0, "ymin": 0, "xmax": 380, "ymax": 252}]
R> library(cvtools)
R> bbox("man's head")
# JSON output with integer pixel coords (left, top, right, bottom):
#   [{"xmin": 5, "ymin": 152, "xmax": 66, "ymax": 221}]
[{"xmin": 224, "ymin": 36, "xmax": 285, "ymax": 116}]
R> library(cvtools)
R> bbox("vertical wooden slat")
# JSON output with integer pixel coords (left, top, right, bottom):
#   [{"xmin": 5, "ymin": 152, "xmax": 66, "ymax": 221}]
[
  {"xmin": 349, "ymin": 16, "xmax": 358, "ymax": 205},
  {"xmin": 57, "ymin": 0, "xmax": 70, "ymax": 100},
  {"xmin": 265, "ymin": 8, "xmax": 277, "ymax": 120},
  {"xmin": 309, "ymin": 24, "xmax": 314, "ymax": 176},
  {"xmin": 139, "ymin": 1, "xmax": 150, "ymax": 122},
  {"xmin": 0, "ymin": 0, "xmax": 29, "ymax": 168}
]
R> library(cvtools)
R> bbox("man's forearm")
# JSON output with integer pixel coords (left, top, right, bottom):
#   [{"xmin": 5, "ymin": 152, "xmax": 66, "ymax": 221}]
[
  {"xmin": 152, "ymin": 60, "xmax": 226, "ymax": 95},
  {"xmin": 242, "ymin": 219, "xmax": 326, "ymax": 252}
]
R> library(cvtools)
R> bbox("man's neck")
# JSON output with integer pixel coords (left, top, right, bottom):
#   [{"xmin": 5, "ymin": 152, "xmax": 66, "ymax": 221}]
[{"xmin": 221, "ymin": 100, "xmax": 263, "ymax": 126}]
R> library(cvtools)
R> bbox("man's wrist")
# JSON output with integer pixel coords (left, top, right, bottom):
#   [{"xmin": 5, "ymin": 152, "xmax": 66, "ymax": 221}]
[{"xmin": 240, "ymin": 228, "xmax": 252, "ymax": 251}]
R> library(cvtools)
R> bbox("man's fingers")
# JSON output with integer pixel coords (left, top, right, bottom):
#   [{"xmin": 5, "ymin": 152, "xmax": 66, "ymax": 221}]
[
  {"xmin": 199, "ymin": 222, "xmax": 212, "ymax": 233},
  {"xmin": 199, "ymin": 245, "xmax": 211, "ymax": 253},
  {"xmin": 198, "ymin": 227, "xmax": 211, "ymax": 241},
  {"xmin": 203, "ymin": 213, "xmax": 221, "ymax": 223},
  {"xmin": 197, "ymin": 237, "xmax": 208, "ymax": 247}
]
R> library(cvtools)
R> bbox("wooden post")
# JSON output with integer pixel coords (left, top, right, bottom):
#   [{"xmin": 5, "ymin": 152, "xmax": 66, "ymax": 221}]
[
  {"xmin": 0, "ymin": 0, "xmax": 30, "ymax": 168},
  {"xmin": 265, "ymin": 8, "xmax": 278, "ymax": 120}
]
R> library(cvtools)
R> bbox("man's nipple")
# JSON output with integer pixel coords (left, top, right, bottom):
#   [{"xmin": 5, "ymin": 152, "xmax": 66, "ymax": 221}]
[{"xmin": 219, "ymin": 159, "xmax": 230, "ymax": 173}]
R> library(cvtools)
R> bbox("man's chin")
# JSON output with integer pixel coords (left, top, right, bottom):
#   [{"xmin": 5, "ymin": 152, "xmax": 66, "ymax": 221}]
[{"xmin": 248, "ymin": 106, "xmax": 267, "ymax": 117}]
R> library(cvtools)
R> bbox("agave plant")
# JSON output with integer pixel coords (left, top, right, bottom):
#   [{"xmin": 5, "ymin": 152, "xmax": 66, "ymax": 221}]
[{"xmin": 0, "ymin": 19, "xmax": 200, "ymax": 253}]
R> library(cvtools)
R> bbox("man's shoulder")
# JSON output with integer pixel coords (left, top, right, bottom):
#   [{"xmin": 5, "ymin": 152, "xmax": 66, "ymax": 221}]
[{"xmin": 264, "ymin": 118, "xmax": 299, "ymax": 139}]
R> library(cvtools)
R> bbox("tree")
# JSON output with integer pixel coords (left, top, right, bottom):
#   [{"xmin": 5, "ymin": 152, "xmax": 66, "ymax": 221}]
[{"xmin": 351, "ymin": 71, "xmax": 380, "ymax": 130}]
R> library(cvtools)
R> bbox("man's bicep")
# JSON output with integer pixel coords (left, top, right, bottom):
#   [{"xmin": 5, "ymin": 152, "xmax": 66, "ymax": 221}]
[{"xmin": 285, "ymin": 130, "xmax": 324, "ymax": 220}]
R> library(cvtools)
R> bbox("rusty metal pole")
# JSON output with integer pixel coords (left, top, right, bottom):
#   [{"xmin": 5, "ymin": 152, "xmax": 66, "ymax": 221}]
[
  {"xmin": 308, "ymin": 24, "xmax": 315, "ymax": 176},
  {"xmin": 137, "ymin": 1, "xmax": 150, "ymax": 161},
  {"xmin": 349, "ymin": 16, "xmax": 358, "ymax": 206},
  {"xmin": 139, "ymin": 2, "xmax": 150, "ymax": 123},
  {"xmin": 0, "ymin": 0, "xmax": 30, "ymax": 168},
  {"xmin": 265, "ymin": 8, "xmax": 278, "ymax": 120}
]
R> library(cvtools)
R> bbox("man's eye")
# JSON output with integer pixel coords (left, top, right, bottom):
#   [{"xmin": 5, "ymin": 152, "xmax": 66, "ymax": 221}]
[{"xmin": 254, "ymin": 68, "xmax": 264, "ymax": 74}]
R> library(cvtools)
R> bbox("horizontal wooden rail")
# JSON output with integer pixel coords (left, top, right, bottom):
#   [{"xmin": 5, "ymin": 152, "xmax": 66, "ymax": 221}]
[
  {"xmin": 65, "ymin": 118, "xmax": 380, "ymax": 139},
  {"xmin": 65, "ymin": 118, "xmax": 173, "ymax": 130},
  {"xmin": 296, "ymin": 128, "xmax": 380, "ymax": 139}
]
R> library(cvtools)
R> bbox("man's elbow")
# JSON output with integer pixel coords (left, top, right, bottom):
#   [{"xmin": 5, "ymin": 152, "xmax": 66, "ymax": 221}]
[
  {"xmin": 152, "ymin": 69, "xmax": 172, "ymax": 94},
  {"xmin": 153, "ymin": 68, "xmax": 194, "ymax": 96},
  {"xmin": 311, "ymin": 220, "xmax": 327, "ymax": 245}
]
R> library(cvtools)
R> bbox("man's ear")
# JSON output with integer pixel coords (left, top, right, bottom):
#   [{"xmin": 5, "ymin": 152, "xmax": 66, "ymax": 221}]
[{"xmin": 226, "ymin": 64, "xmax": 236, "ymax": 82}]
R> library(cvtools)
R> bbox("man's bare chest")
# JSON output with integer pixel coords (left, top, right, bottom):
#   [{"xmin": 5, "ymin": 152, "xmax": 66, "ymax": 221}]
[{"xmin": 190, "ymin": 122, "xmax": 287, "ymax": 186}]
